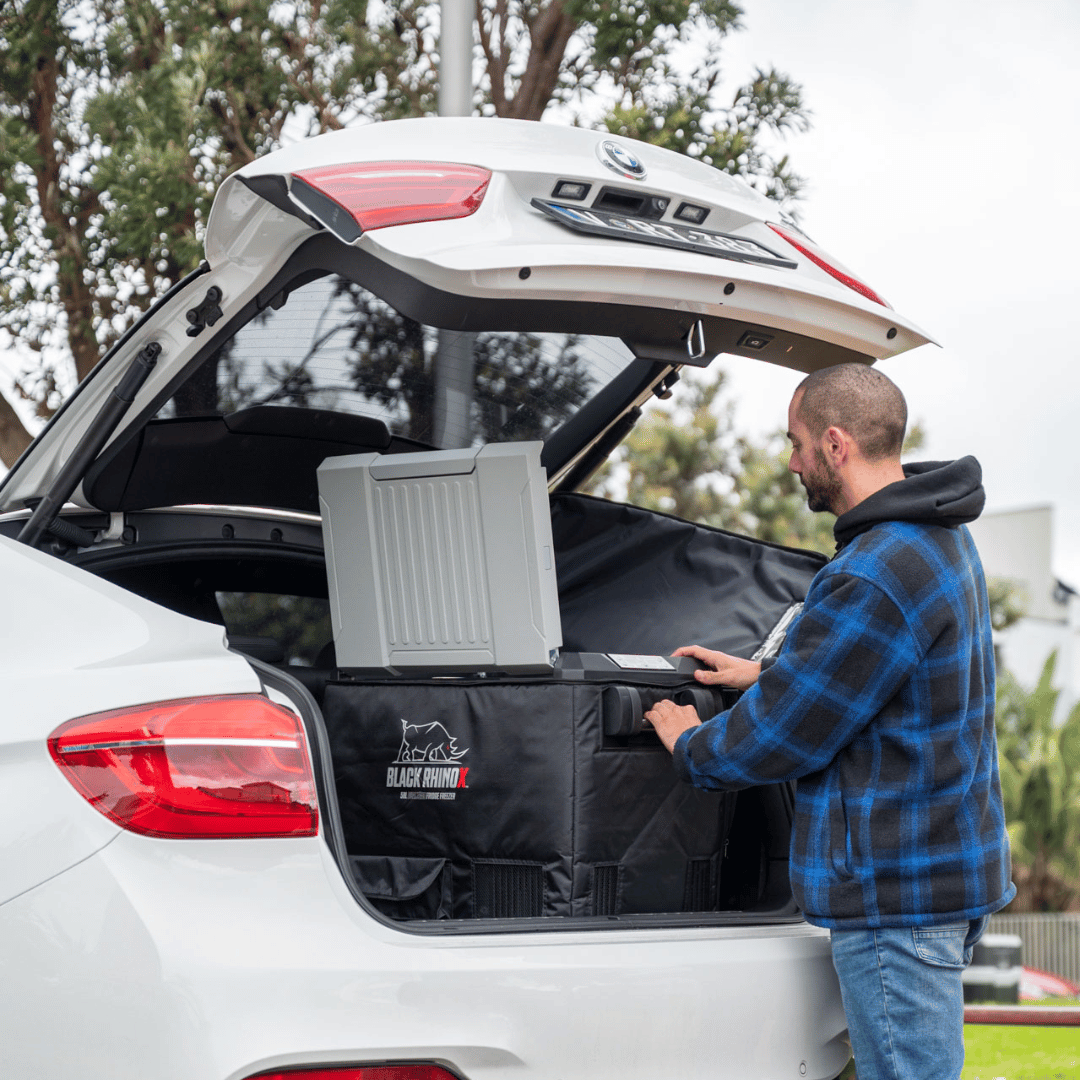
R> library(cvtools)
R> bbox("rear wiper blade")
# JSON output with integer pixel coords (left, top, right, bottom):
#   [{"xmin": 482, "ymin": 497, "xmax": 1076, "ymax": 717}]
[{"xmin": 18, "ymin": 342, "xmax": 160, "ymax": 549}]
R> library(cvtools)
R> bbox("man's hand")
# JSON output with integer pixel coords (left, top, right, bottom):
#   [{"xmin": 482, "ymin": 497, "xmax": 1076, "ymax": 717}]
[
  {"xmin": 674, "ymin": 645, "xmax": 762, "ymax": 692},
  {"xmin": 644, "ymin": 698, "xmax": 702, "ymax": 754}
]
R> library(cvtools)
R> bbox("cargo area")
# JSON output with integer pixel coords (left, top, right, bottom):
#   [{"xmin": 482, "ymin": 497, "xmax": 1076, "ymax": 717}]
[
  {"xmin": 310, "ymin": 481, "xmax": 827, "ymax": 927},
  {"xmin": 0, "ymin": 477, "xmax": 828, "ymax": 929}
]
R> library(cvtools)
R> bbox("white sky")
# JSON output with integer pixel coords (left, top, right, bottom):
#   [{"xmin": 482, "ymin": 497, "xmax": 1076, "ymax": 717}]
[{"xmin": 714, "ymin": 0, "xmax": 1080, "ymax": 584}]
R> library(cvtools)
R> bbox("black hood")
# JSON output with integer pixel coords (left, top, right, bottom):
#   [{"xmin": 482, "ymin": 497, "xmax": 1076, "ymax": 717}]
[{"xmin": 834, "ymin": 457, "xmax": 986, "ymax": 549}]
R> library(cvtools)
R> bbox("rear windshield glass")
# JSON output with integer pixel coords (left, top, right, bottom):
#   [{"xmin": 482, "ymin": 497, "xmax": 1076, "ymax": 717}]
[
  {"xmin": 216, "ymin": 591, "xmax": 332, "ymax": 667},
  {"xmin": 160, "ymin": 275, "xmax": 636, "ymax": 449}
]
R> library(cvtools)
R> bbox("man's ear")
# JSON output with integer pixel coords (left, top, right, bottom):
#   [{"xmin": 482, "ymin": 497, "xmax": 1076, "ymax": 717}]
[{"xmin": 822, "ymin": 425, "xmax": 854, "ymax": 466}]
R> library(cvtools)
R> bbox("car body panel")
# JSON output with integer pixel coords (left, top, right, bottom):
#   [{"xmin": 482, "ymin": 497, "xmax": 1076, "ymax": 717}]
[
  {"xmin": 0, "ymin": 534, "xmax": 260, "ymax": 905},
  {"xmin": 0, "ymin": 830, "xmax": 849, "ymax": 1080}
]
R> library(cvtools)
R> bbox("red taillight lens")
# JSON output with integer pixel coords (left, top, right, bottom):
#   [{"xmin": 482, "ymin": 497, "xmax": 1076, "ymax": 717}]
[
  {"xmin": 291, "ymin": 161, "xmax": 491, "ymax": 234},
  {"xmin": 767, "ymin": 222, "xmax": 891, "ymax": 308},
  {"xmin": 248, "ymin": 1066, "xmax": 461, "ymax": 1080},
  {"xmin": 49, "ymin": 695, "xmax": 318, "ymax": 839}
]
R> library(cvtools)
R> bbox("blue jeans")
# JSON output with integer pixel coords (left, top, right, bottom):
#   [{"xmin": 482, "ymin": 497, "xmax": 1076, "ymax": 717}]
[{"xmin": 830, "ymin": 917, "xmax": 987, "ymax": 1080}]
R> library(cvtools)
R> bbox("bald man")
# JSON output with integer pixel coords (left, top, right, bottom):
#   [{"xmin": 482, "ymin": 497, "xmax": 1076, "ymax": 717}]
[{"xmin": 646, "ymin": 364, "xmax": 1014, "ymax": 1080}]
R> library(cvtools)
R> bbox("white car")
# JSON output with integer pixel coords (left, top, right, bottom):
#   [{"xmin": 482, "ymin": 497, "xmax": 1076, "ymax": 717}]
[{"xmin": 0, "ymin": 117, "xmax": 932, "ymax": 1080}]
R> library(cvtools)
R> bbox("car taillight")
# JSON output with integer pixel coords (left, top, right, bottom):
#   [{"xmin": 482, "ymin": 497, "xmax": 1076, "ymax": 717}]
[
  {"xmin": 767, "ymin": 222, "xmax": 891, "ymax": 308},
  {"xmin": 247, "ymin": 1065, "xmax": 461, "ymax": 1080},
  {"xmin": 49, "ymin": 695, "xmax": 318, "ymax": 839},
  {"xmin": 290, "ymin": 161, "xmax": 491, "ymax": 240}
]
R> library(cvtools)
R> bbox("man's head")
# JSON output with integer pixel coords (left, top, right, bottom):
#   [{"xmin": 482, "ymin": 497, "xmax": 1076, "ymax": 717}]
[{"xmin": 787, "ymin": 364, "xmax": 908, "ymax": 516}]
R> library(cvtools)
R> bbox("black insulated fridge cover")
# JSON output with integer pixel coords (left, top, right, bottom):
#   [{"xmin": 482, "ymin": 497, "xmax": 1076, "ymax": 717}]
[{"xmin": 324, "ymin": 676, "xmax": 737, "ymax": 920}]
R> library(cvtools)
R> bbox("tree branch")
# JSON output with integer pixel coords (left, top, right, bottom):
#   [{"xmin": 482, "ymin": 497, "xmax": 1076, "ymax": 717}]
[
  {"xmin": 0, "ymin": 387, "xmax": 33, "ymax": 468},
  {"xmin": 27, "ymin": 36, "xmax": 100, "ymax": 384},
  {"xmin": 506, "ymin": 0, "xmax": 576, "ymax": 120},
  {"xmin": 477, "ymin": 0, "xmax": 509, "ymax": 115}
]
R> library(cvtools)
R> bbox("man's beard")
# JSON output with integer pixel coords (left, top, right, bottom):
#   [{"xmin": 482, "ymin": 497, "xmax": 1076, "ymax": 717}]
[{"xmin": 800, "ymin": 448, "xmax": 842, "ymax": 514}]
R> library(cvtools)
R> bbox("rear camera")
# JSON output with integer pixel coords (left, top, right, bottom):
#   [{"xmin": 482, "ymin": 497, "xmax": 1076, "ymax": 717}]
[
  {"xmin": 552, "ymin": 180, "xmax": 591, "ymax": 201},
  {"xmin": 737, "ymin": 331, "xmax": 774, "ymax": 351},
  {"xmin": 675, "ymin": 202, "xmax": 709, "ymax": 225}
]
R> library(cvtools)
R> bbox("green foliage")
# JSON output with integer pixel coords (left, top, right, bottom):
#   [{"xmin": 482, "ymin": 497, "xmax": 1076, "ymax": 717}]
[
  {"xmin": 996, "ymin": 651, "xmax": 1080, "ymax": 913},
  {"xmin": 615, "ymin": 374, "xmax": 737, "ymax": 522},
  {"xmin": 726, "ymin": 428, "xmax": 835, "ymax": 553},
  {"xmin": 603, "ymin": 64, "xmax": 809, "ymax": 203},
  {"xmin": 987, "ymin": 576, "xmax": 1029, "ymax": 632},
  {"xmin": 587, "ymin": 369, "xmax": 836, "ymax": 554}
]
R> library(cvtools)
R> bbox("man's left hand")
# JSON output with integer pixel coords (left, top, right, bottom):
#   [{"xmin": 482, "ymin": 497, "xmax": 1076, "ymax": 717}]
[{"xmin": 644, "ymin": 699, "xmax": 702, "ymax": 754}]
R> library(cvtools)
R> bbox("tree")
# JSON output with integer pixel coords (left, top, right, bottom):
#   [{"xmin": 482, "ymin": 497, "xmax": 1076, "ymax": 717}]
[
  {"xmin": 608, "ymin": 372, "xmax": 738, "ymax": 523},
  {"xmin": 1, "ymin": 0, "xmax": 809, "ymax": 465},
  {"xmin": 1, "ymin": 0, "xmax": 395, "ymax": 452},
  {"xmin": 986, "ymin": 577, "xmax": 1028, "ymax": 633},
  {"xmin": 995, "ymin": 652, "xmax": 1080, "ymax": 912}
]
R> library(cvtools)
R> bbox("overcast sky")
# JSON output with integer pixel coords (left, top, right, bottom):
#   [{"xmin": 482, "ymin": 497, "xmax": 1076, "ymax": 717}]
[{"xmin": 713, "ymin": 0, "xmax": 1080, "ymax": 584}]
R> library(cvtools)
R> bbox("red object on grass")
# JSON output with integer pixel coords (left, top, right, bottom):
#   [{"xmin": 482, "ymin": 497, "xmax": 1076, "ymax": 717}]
[
  {"xmin": 964, "ymin": 1005, "xmax": 1080, "ymax": 1026},
  {"xmin": 1021, "ymin": 966, "xmax": 1080, "ymax": 1001}
]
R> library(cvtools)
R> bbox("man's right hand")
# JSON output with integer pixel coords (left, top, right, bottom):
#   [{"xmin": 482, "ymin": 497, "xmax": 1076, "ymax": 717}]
[{"xmin": 673, "ymin": 645, "xmax": 761, "ymax": 692}]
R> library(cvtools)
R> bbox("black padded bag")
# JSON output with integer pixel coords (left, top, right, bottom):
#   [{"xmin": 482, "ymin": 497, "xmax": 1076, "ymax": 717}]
[{"xmin": 324, "ymin": 677, "xmax": 735, "ymax": 920}]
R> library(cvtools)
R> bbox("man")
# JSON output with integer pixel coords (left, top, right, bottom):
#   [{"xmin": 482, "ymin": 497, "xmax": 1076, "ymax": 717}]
[{"xmin": 645, "ymin": 363, "xmax": 1014, "ymax": 1080}]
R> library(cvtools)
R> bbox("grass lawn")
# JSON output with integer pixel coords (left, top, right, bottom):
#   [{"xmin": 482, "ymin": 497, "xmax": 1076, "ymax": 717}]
[
  {"xmin": 961, "ymin": 1023, "xmax": 1080, "ymax": 1079},
  {"xmin": 835, "ymin": 1017, "xmax": 1080, "ymax": 1080}
]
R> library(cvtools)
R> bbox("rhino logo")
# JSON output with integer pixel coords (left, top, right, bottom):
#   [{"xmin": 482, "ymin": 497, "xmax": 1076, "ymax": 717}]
[{"xmin": 396, "ymin": 719, "xmax": 469, "ymax": 764}]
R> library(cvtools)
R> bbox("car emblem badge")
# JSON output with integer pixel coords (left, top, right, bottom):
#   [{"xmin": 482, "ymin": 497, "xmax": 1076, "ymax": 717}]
[{"xmin": 597, "ymin": 140, "xmax": 647, "ymax": 180}]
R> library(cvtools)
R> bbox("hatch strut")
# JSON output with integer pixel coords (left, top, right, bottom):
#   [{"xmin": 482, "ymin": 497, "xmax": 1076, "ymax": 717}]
[{"xmin": 18, "ymin": 342, "xmax": 161, "ymax": 549}]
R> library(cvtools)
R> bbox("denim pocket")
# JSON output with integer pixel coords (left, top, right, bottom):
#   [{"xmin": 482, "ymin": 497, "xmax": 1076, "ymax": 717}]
[{"xmin": 911, "ymin": 923, "xmax": 970, "ymax": 968}]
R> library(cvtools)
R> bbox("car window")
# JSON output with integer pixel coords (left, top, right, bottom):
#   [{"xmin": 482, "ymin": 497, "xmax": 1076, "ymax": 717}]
[
  {"xmin": 216, "ymin": 591, "xmax": 332, "ymax": 667},
  {"xmin": 160, "ymin": 275, "xmax": 637, "ymax": 449}
]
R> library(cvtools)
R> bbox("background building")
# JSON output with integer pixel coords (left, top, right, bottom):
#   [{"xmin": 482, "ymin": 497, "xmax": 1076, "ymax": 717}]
[{"xmin": 969, "ymin": 505, "xmax": 1080, "ymax": 718}]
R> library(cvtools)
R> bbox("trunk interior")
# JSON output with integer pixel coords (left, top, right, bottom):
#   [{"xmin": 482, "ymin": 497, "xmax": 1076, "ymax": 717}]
[{"xmin": 9, "ymin": 491, "xmax": 825, "ymax": 930}]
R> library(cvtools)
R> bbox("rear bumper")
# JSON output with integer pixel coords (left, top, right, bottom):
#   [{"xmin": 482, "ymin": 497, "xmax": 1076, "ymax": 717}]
[{"xmin": 0, "ymin": 833, "xmax": 849, "ymax": 1080}]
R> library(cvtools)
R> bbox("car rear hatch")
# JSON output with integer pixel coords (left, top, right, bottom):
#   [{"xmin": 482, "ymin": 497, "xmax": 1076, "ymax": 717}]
[{"xmin": 0, "ymin": 116, "xmax": 932, "ymax": 518}]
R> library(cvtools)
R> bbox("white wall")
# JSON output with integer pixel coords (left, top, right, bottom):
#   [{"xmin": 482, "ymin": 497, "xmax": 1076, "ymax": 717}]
[{"xmin": 969, "ymin": 506, "xmax": 1079, "ymax": 716}]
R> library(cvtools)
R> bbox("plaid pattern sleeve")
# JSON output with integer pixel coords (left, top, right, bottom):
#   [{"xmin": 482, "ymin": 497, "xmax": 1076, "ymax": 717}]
[
  {"xmin": 672, "ymin": 521, "xmax": 1015, "ymax": 927},
  {"xmin": 675, "ymin": 572, "xmax": 923, "ymax": 788}
]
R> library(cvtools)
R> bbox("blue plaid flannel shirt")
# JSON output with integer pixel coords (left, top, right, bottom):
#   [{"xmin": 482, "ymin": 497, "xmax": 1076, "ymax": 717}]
[{"xmin": 674, "ymin": 519, "xmax": 1015, "ymax": 928}]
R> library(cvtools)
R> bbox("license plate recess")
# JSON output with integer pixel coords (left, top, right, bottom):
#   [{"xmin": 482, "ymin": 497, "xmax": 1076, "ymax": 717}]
[{"xmin": 532, "ymin": 199, "xmax": 798, "ymax": 268}]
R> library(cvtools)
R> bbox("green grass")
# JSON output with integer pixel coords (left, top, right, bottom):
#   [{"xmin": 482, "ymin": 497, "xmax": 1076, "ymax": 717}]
[
  {"xmin": 961, "ymin": 1024, "xmax": 1080, "ymax": 1079},
  {"xmin": 1015, "ymin": 999, "xmax": 1080, "ymax": 1009},
  {"xmin": 834, "ymin": 1022, "xmax": 1080, "ymax": 1080}
]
